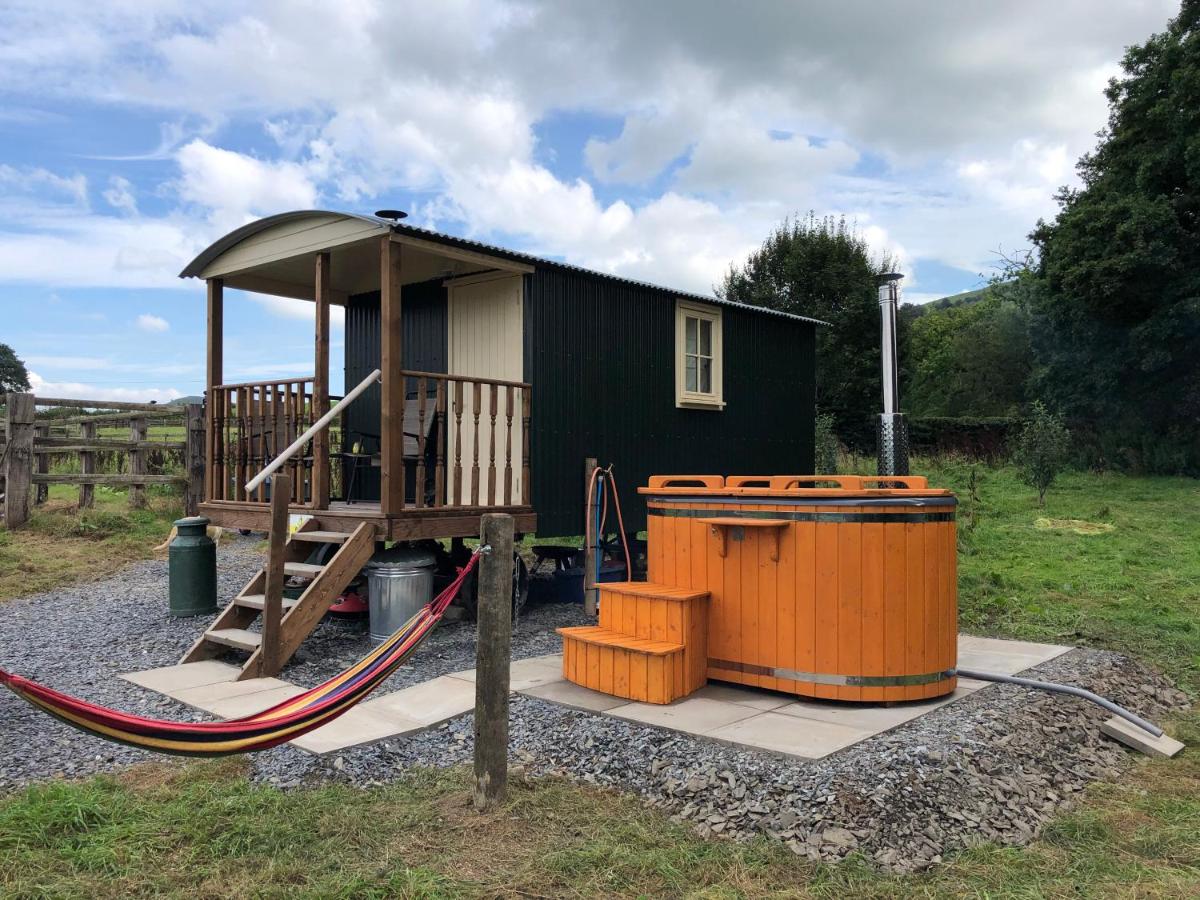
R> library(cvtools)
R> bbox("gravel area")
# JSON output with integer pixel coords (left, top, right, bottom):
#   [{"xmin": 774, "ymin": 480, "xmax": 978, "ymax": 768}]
[
  {"xmin": 0, "ymin": 539, "xmax": 1192, "ymax": 872},
  {"xmin": 0, "ymin": 534, "xmax": 585, "ymax": 790}
]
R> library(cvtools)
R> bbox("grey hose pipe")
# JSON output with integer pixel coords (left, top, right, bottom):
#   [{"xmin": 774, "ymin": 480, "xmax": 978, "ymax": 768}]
[{"xmin": 957, "ymin": 668, "xmax": 1163, "ymax": 738}]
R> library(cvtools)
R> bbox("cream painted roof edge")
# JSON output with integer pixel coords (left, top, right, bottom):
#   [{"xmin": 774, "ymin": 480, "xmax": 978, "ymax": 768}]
[{"xmin": 180, "ymin": 209, "xmax": 828, "ymax": 326}]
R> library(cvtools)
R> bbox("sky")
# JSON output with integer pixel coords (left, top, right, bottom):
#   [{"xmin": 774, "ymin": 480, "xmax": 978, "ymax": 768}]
[{"xmin": 0, "ymin": 0, "xmax": 1180, "ymax": 401}]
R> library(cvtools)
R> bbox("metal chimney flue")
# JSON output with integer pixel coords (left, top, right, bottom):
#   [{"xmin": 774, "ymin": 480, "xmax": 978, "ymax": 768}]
[{"xmin": 876, "ymin": 272, "xmax": 909, "ymax": 477}]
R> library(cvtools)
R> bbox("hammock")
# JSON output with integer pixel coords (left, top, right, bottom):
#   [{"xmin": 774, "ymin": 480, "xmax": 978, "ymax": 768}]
[{"xmin": 0, "ymin": 550, "xmax": 482, "ymax": 757}]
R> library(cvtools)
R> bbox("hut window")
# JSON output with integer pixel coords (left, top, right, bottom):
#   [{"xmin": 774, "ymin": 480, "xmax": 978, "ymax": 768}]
[{"xmin": 675, "ymin": 300, "xmax": 724, "ymax": 409}]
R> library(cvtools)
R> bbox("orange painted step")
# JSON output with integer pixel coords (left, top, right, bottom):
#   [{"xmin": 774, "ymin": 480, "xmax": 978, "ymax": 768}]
[
  {"xmin": 558, "ymin": 626, "xmax": 692, "ymax": 704},
  {"xmin": 594, "ymin": 582, "xmax": 710, "ymax": 703}
]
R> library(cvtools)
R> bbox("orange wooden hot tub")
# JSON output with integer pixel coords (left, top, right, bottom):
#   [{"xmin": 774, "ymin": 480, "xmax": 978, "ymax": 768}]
[{"xmin": 639, "ymin": 474, "xmax": 958, "ymax": 703}]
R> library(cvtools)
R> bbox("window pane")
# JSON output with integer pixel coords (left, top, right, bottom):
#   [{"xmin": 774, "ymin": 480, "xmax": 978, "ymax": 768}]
[
  {"xmin": 700, "ymin": 318, "xmax": 712, "ymax": 355},
  {"xmin": 685, "ymin": 356, "xmax": 698, "ymax": 392},
  {"xmin": 685, "ymin": 316, "xmax": 698, "ymax": 354},
  {"xmin": 700, "ymin": 357, "xmax": 711, "ymax": 394}
]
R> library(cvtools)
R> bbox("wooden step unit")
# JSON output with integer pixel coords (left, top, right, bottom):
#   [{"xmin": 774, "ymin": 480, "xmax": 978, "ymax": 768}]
[
  {"xmin": 180, "ymin": 517, "xmax": 376, "ymax": 680},
  {"xmin": 557, "ymin": 581, "xmax": 709, "ymax": 704}
]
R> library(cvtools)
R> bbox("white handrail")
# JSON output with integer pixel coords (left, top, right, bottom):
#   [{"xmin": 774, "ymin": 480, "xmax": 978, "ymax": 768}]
[{"xmin": 244, "ymin": 368, "xmax": 382, "ymax": 495}]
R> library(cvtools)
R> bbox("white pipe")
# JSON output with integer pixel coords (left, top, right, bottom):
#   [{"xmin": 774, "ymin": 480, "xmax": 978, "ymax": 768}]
[{"xmin": 244, "ymin": 368, "xmax": 382, "ymax": 495}]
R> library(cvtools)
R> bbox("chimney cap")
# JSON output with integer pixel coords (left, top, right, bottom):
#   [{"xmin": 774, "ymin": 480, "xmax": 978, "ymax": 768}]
[
  {"xmin": 374, "ymin": 209, "xmax": 409, "ymax": 222},
  {"xmin": 876, "ymin": 271, "xmax": 903, "ymax": 285}
]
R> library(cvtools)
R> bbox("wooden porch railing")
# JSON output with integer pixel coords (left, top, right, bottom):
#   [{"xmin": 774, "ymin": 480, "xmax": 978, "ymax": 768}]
[
  {"xmin": 207, "ymin": 378, "xmax": 316, "ymax": 504},
  {"xmin": 204, "ymin": 371, "xmax": 531, "ymax": 511}
]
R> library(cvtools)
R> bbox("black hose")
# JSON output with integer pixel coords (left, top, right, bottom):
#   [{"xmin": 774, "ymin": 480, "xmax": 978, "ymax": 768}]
[{"xmin": 957, "ymin": 668, "xmax": 1164, "ymax": 738}]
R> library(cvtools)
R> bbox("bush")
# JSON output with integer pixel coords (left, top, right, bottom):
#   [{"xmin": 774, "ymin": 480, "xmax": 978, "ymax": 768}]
[
  {"xmin": 813, "ymin": 412, "xmax": 840, "ymax": 474},
  {"xmin": 1011, "ymin": 402, "xmax": 1071, "ymax": 507}
]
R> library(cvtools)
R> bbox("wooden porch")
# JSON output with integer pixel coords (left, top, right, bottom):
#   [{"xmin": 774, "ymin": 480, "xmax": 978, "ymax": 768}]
[{"xmin": 199, "ymin": 234, "xmax": 536, "ymax": 540}]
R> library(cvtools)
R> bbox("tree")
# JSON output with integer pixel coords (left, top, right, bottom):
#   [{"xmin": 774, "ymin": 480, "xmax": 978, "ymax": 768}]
[
  {"xmin": 904, "ymin": 286, "xmax": 1033, "ymax": 418},
  {"xmin": 1012, "ymin": 402, "xmax": 1071, "ymax": 507},
  {"xmin": 0, "ymin": 343, "xmax": 30, "ymax": 394},
  {"xmin": 1030, "ymin": 0, "xmax": 1200, "ymax": 473},
  {"xmin": 813, "ymin": 411, "xmax": 840, "ymax": 474},
  {"xmin": 718, "ymin": 214, "xmax": 895, "ymax": 450}
]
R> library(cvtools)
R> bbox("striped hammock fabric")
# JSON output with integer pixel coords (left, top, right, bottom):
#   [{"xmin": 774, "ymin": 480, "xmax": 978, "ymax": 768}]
[{"xmin": 0, "ymin": 551, "xmax": 482, "ymax": 757}]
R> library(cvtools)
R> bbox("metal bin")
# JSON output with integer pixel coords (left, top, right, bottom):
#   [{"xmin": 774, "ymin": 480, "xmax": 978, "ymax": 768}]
[{"xmin": 364, "ymin": 546, "xmax": 437, "ymax": 645}]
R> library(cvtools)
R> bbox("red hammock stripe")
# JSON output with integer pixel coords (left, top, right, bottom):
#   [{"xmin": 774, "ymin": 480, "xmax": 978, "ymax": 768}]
[{"xmin": 0, "ymin": 551, "xmax": 481, "ymax": 756}]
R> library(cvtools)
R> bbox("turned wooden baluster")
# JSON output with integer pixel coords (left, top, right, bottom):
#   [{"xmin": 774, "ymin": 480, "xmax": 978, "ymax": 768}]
[
  {"xmin": 415, "ymin": 376, "xmax": 428, "ymax": 509},
  {"xmin": 453, "ymin": 380, "xmax": 464, "ymax": 506},
  {"xmin": 471, "ymin": 381, "xmax": 482, "ymax": 506},
  {"xmin": 504, "ymin": 385, "xmax": 514, "ymax": 506},
  {"xmin": 435, "ymin": 380, "xmax": 447, "ymax": 507},
  {"xmin": 521, "ymin": 386, "xmax": 531, "ymax": 505},
  {"xmin": 487, "ymin": 383, "xmax": 498, "ymax": 506}
]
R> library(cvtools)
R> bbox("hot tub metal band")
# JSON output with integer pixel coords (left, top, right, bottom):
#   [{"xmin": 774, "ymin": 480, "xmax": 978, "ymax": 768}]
[
  {"xmin": 709, "ymin": 658, "xmax": 956, "ymax": 687},
  {"xmin": 648, "ymin": 507, "xmax": 955, "ymax": 524}
]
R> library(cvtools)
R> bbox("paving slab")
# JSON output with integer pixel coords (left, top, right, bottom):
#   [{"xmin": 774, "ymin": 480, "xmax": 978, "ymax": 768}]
[
  {"xmin": 448, "ymin": 654, "xmax": 563, "ymax": 690},
  {"xmin": 609, "ymin": 697, "xmax": 762, "ymax": 734},
  {"xmin": 291, "ymin": 706, "xmax": 425, "ymax": 755},
  {"xmin": 204, "ymin": 685, "xmax": 308, "ymax": 718},
  {"xmin": 1101, "ymin": 716, "xmax": 1185, "ymax": 758},
  {"xmin": 775, "ymin": 689, "xmax": 964, "ymax": 731},
  {"xmin": 691, "ymin": 682, "xmax": 793, "ymax": 711},
  {"xmin": 120, "ymin": 660, "xmax": 240, "ymax": 693},
  {"xmin": 705, "ymin": 711, "xmax": 873, "ymax": 759},
  {"xmin": 365, "ymin": 674, "xmax": 476, "ymax": 727},
  {"xmin": 522, "ymin": 679, "xmax": 628, "ymax": 713},
  {"xmin": 170, "ymin": 677, "xmax": 295, "ymax": 707}
]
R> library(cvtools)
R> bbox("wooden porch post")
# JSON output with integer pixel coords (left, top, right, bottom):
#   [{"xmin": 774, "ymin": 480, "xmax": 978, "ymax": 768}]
[
  {"xmin": 380, "ymin": 238, "xmax": 405, "ymax": 514},
  {"xmin": 204, "ymin": 278, "xmax": 223, "ymax": 501},
  {"xmin": 312, "ymin": 252, "xmax": 331, "ymax": 509}
]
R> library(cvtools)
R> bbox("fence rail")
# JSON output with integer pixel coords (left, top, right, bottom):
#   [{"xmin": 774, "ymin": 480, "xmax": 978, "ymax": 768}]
[{"xmin": 1, "ymin": 392, "xmax": 203, "ymax": 528}]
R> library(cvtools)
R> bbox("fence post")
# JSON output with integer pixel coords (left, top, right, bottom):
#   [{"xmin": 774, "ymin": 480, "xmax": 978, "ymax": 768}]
[
  {"xmin": 474, "ymin": 513, "xmax": 514, "ymax": 812},
  {"xmin": 34, "ymin": 423, "xmax": 48, "ymax": 505},
  {"xmin": 79, "ymin": 420, "xmax": 96, "ymax": 509},
  {"xmin": 129, "ymin": 415, "xmax": 147, "ymax": 509},
  {"xmin": 2, "ymin": 393, "xmax": 35, "ymax": 528},
  {"xmin": 185, "ymin": 403, "xmax": 205, "ymax": 517},
  {"xmin": 583, "ymin": 456, "xmax": 599, "ymax": 617}
]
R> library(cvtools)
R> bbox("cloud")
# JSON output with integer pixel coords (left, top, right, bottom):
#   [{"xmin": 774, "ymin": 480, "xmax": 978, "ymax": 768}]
[
  {"xmin": 136, "ymin": 313, "xmax": 169, "ymax": 332},
  {"xmin": 101, "ymin": 175, "xmax": 137, "ymax": 214},
  {"xmin": 250, "ymin": 295, "xmax": 346, "ymax": 329},
  {"xmin": 175, "ymin": 139, "xmax": 319, "ymax": 232},
  {"xmin": 27, "ymin": 370, "xmax": 183, "ymax": 405},
  {"xmin": 0, "ymin": 0, "xmax": 1180, "ymax": 301}
]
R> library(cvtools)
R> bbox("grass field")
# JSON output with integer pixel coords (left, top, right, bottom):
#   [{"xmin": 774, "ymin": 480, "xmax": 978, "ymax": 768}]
[
  {"xmin": 0, "ymin": 485, "xmax": 181, "ymax": 602},
  {"xmin": 1, "ymin": 463, "xmax": 1197, "ymax": 897}
]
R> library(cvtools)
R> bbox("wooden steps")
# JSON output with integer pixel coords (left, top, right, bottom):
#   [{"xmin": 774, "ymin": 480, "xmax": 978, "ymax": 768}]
[
  {"xmin": 180, "ymin": 517, "xmax": 377, "ymax": 680},
  {"xmin": 289, "ymin": 530, "xmax": 348, "ymax": 544},
  {"xmin": 205, "ymin": 628, "xmax": 262, "ymax": 652},
  {"xmin": 557, "ymin": 581, "xmax": 709, "ymax": 704}
]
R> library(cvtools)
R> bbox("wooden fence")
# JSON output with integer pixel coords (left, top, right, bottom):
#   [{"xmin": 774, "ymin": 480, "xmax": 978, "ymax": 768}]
[{"xmin": 1, "ymin": 392, "xmax": 204, "ymax": 529}]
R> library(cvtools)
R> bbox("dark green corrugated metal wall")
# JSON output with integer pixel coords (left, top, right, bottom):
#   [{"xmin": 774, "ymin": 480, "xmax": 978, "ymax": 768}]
[
  {"xmin": 525, "ymin": 268, "xmax": 816, "ymax": 536},
  {"xmin": 342, "ymin": 279, "xmax": 447, "ymax": 501}
]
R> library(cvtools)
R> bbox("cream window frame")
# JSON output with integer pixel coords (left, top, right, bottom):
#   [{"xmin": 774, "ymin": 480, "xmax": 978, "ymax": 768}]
[{"xmin": 675, "ymin": 300, "xmax": 724, "ymax": 409}]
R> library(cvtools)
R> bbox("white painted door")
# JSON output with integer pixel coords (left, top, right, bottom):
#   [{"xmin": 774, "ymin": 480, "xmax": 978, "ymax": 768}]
[{"xmin": 447, "ymin": 274, "xmax": 524, "ymax": 506}]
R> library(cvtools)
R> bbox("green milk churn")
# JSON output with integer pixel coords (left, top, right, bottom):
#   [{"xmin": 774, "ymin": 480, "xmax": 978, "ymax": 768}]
[{"xmin": 169, "ymin": 516, "xmax": 217, "ymax": 616}]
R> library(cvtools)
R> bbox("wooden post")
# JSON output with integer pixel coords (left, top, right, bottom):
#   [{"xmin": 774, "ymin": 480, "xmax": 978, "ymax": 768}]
[
  {"xmin": 260, "ymin": 473, "xmax": 290, "ymax": 677},
  {"xmin": 205, "ymin": 278, "xmax": 223, "ymax": 502},
  {"xmin": 312, "ymin": 252, "xmax": 331, "ymax": 509},
  {"xmin": 380, "ymin": 238, "xmax": 405, "ymax": 514},
  {"xmin": 583, "ymin": 456, "xmax": 599, "ymax": 617},
  {"xmin": 474, "ymin": 513, "xmax": 514, "ymax": 812},
  {"xmin": 129, "ymin": 415, "xmax": 148, "ymax": 509},
  {"xmin": 184, "ymin": 403, "xmax": 205, "ymax": 516},
  {"xmin": 34, "ymin": 423, "xmax": 48, "ymax": 505},
  {"xmin": 79, "ymin": 420, "xmax": 96, "ymax": 509},
  {"xmin": 3, "ymin": 393, "xmax": 35, "ymax": 528}
]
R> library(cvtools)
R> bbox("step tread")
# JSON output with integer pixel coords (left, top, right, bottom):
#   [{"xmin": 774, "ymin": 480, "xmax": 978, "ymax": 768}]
[
  {"xmin": 234, "ymin": 594, "xmax": 299, "ymax": 611},
  {"xmin": 557, "ymin": 625, "xmax": 683, "ymax": 656},
  {"xmin": 289, "ymin": 530, "xmax": 349, "ymax": 544},
  {"xmin": 696, "ymin": 516, "xmax": 790, "ymax": 528},
  {"xmin": 598, "ymin": 581, "xmax": 710, "ymax": 602},
  {"xmin": 205, "ymin": 628, "xmax": 262, "ymax": 651},
  {"xmin": 284, "ymin": 561, "xmax": 325, "ymax": 577}
]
